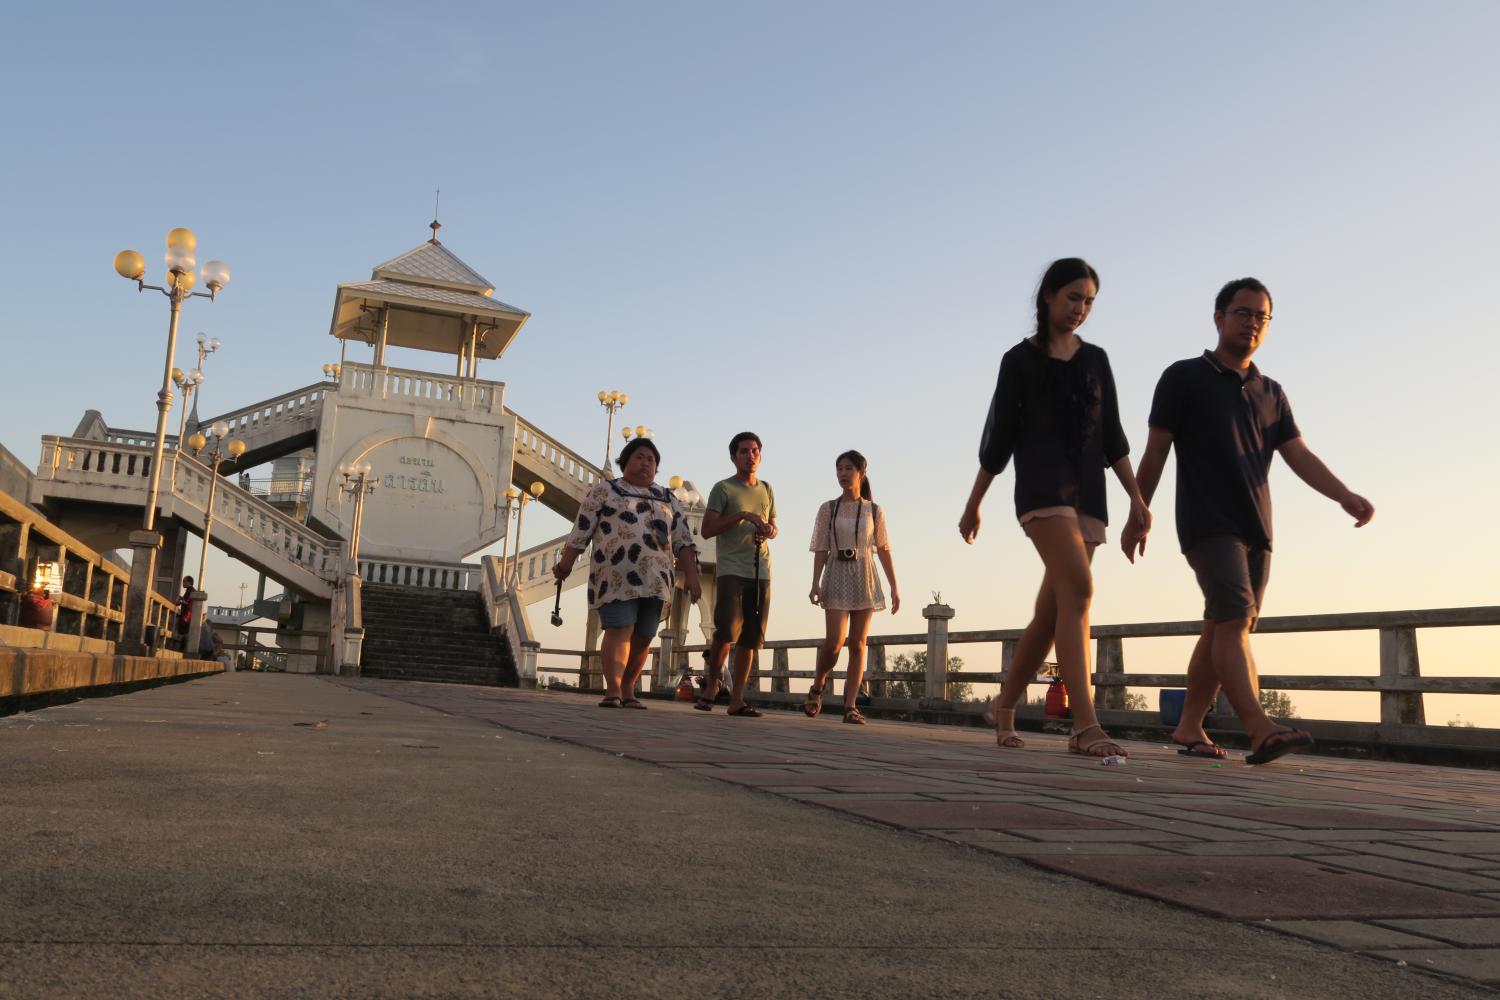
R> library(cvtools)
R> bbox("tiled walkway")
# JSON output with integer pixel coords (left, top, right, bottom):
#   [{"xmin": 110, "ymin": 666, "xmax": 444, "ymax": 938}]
[{"xmin": 347, "ymin": 680, "xmax": 1500, "ymax": 989}]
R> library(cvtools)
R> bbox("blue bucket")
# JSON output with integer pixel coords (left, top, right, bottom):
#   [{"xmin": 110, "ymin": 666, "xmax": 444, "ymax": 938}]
[{"xmin": 1159, "ymin": 689, "xmax": 1186, "ymax": 727}]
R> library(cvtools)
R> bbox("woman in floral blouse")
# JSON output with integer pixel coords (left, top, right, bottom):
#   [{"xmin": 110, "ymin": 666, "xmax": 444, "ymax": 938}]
[{"xmin": 553, "ymin": 437, "xmax": 702, "ymax": 708}]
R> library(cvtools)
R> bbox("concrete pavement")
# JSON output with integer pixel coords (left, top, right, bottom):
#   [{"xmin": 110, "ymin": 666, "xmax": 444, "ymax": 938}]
[{"xmin": 0, "ymin": 672, "xmax": 1494, "ymax": 999}]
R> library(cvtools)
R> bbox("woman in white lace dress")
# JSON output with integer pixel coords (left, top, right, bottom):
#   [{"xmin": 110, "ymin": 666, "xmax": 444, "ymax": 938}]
[{"xmin": 806, "ymin": 450, "xmax": 900, "ymax": 724}]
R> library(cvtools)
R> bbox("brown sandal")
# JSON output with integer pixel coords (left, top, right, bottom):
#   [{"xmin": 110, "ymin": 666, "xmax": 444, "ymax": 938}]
[
  {"xmin": 1067, "ymin": 724, "xmax": 1125, "ymax": 757},
  {"xmin": 990, "ymin": 706, "xmax": 1024, "ymax": 749},
  {"xmin": 803, "ymin": 685, "xmax": 823, "ymax": 718},
  {"xmin": 843, "ymin": 708, "xmax": 866, "ymax": 725}
]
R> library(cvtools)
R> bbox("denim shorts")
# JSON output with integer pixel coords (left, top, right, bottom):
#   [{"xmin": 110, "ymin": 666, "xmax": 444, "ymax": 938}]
[{"xmin": 597, "ymin": 596, "xmax": 665, "ymax": 637}]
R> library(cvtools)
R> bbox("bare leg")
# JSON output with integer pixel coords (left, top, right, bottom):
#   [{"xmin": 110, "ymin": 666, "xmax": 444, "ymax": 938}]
[
  {"xmin": 813, "ymin": 610, "xmax": 849, "ymax": 695},
  {"xmin": 599, "ymin": 625, "xmax": 634, "ymax": 700},
  {"xmin": 842, "ymin": 610, "xmax": 873, "ymax": 712},
  {"xmin": 727, "ymin": 647, "xmax": 756, "ymax": 712},
  {"xmin": 701, "ymin": 637, "xmax": 731, "ymax": 702},
  {"xmin": 1171, "ymin": 623, "xmax": 1220, "ymax": 746},
  {"xmin": 620, "ymin": 632, "xmax": 653, "ymax": 700},
  {"xmin": 1210, "ymin": 618, "xmax": 1281, "ymax": 747},
  {"xmin": 1025, "ymin": 519, "xmax": 1122, "ymax": 756}
]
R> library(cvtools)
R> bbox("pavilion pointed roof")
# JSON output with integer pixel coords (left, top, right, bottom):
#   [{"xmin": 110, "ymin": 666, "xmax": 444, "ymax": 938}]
[
  {"xmin": 329, "ymin": 230, "xmax": 530, "ymax": 360},
  {"xmin": 370, "ymin": 240, "xmax": 494, "ymax": 294}
]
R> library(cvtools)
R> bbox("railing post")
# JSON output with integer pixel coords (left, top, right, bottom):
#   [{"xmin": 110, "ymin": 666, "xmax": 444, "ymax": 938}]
[
  {"xmin": 519, "ymin": 640, "xmax": 540, "ymax": 687},
  {"xmin": 1093, "ymin": 635, "xmax": 1126, "ymax": 710},
  {"xmin": 771, "ymin": 647, "xmax": 790, "ymax": 693},
  {"xmin": 867, "ymin": 644, "xmax": 886, "ymax": 699},
  {"xmin": 185, "ymin": 589, "xmax": 207, "ymax": 658},
  {"xmin": 656, "ymin": 628, "xmax": 677, "ymax": 692},
  {"xmin": 922, "ymin": 600, "xmax": 954, "ymax": 702},
  {"xmin": 1379, "ymin": 626, "xmax": 1425, "ymax": 726},
  {"xmin": 120, "ymin": 529, "xmax": 163, "ymax": 655}
]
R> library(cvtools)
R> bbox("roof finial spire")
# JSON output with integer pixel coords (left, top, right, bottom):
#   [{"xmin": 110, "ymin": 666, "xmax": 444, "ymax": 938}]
[{"xmin": 429, "ymin": 188, "xmax": 441, "ymax": 243}]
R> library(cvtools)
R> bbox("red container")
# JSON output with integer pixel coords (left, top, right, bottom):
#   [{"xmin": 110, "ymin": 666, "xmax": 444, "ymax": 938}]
[
  {"xmin": 675, "ymin": 676, "xmax": 696, "ymax": 702},
  {"xmin": 1045, "ymin": 678, "xmax": 1069, "ymax": 719}
]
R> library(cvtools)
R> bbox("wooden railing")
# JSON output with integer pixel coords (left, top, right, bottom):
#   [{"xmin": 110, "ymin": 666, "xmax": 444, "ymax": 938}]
[
  {"xmin": 0, "ymin": 490, "xmax": 173, "ymax": 648},
  {"xmin": 535, "ymin": 603, "xmax": 1500, "ymax": 734}
]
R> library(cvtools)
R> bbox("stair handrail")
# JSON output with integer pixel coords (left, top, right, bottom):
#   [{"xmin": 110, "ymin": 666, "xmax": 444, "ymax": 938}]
[
  {"xmin": 37, "ymin": 436, "xmax": 341, "ymax": 588},
  {"xmin": 197, "ymin": 381, "xmax": 326, "ymax": 444},
  {"xmin": 506, "ymin": 408, "xmax": 604, "ymax": 495}
]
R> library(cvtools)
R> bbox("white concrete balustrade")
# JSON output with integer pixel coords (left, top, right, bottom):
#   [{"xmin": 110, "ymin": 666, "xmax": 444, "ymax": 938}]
[
  {"xmin": 36, "ymin": 437, "xmax": 339, "ymax": 598},
  {"xmin": 358, "ymin": 557, "xmax": 480, "ymax": 591},
  {"xmin": 343, "ymin": 362, "xmax": 503, "ymax": 413},
  {"xmin": 508, "ymin": 413, "xmax": 601, "ymax": 508}
]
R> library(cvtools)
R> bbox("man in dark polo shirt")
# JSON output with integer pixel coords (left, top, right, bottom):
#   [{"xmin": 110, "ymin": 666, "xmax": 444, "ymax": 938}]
[{"xmin": 1125, "ymin": 277, "xmax": 1374, "ymax": 765}]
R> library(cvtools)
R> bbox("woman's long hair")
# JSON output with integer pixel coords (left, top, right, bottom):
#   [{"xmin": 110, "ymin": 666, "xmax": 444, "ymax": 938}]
[
  {"xmin": 1033, "ymin": 257, "xmax": 1100, "ymax": 343},
  {"xmin": 836, "ymin": 450, "xmax": 872, "ymax": 500}
]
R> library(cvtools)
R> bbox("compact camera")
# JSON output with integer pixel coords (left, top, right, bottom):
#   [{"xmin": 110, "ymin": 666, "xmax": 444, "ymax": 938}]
[{"xmin": 837, "ymin": 548, "xmax": 856, "ymax": 562}]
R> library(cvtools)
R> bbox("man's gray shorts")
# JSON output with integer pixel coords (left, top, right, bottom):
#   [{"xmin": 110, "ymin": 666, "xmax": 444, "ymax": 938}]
[
  {"xmin": 713, "ymin": 574, "xmax": 770, "ymax": 650},
  {"xmin": 1185, "ymin": 536, "xmax": 1271, "ymax": 623}
]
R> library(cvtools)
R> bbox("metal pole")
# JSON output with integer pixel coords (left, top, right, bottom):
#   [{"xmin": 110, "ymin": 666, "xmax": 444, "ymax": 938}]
[
  {"xmin": 602, "ymin": 405, "xmax": 616, "ymax": 475},
  {"xmin": 196, "ymin": 452, "xmax": 221, "ymax": 587},
  {"xmin": 142, "ymin": 290, "xmax": 185, "ymax": 532},
  {"xmin": 514, "ymin": 498, "xmax": 528, "ymax": 584}
]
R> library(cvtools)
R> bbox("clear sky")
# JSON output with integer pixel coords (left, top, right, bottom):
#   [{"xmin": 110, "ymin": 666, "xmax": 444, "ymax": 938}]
[{"xmin": 2, "ymin": 2, "xmax": 1496, "ymax": 725}]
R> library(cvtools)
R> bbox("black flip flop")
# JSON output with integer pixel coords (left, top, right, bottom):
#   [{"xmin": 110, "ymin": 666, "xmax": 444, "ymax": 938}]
[
  {"xmin": 1246, "ymin": 728, "xmax": 1314, "ymax": 765},
  {"xmin": 692, "ymin": 697, "xmax": 714, "ymax": 712},
  {"xmin": 726, "ymin": 705, "xmax": 763, "ymax": 718},
  {"xmin": 620, "ymin": 699, "xmax": 648, "ymax": 710},
  {"xmin": 598, "ymin": 696, "xmax": 622, "ymax": 708},
  {"xmin": 1175, "ymin": 739, "xmax": 1228, "ymax": 759}
]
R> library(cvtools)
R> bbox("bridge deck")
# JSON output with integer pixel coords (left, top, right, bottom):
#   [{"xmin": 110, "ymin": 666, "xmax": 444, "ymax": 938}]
[{"xmin": 2, "ymin": 674, "xmax": 1496, "ymax": 997}]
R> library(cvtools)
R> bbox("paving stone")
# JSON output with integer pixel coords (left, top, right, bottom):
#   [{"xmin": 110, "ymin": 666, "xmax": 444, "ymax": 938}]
[
  {"xmin": 1023, "ymin": 855, "xmax": 1500, "ymax": 920},
  {"xmin": 1185, "ymin": 803, "xmax": 1488, "ymax": 831},
  {"xmin": 1162, "ymin": 841, "xmax": 1352, "ymax": 857},
  {"xmin": 1426, "ymin": 832, "xmax": 1500, "ymax": 846},
  {"xmin": 783, "ymin": 792, "xmax": 933, "ymax": 803},
  {"xmin": 1375, "ymin": 948, "xmax": 1500, "ymax": 984},
  {"xmin": 1040, "ymin": 802, "xmax": 1277, "ymax": 842},
  {"xmin": 1306, "ymin": 854, "xmax": 1500, "ymax": 893},
  {"xmin": 1336, "ymin": 842, "xmax": 1500, "ymax": 871},
  {"xmin": 988, "ymin": 841, "xmax": 1175, "ymax": 856},
  {"xmin": 700, "ymin": 768, "xmax": 819, "ymax": 786},
  {"xmin": 1269, "ymin": 829, "xmax": 1430, "ymax": 842},
  {"xmin": 813, "ymin": 799, "xmax": 1131, "ymax": 831},
  {"xmin": 919, "ymin": 829, "xmax": 1034, "ymax": 846},
  {"xmin": 1263, "ymin": 919, "xmax": 1454, "ymax": 950},
  {"xmin": 1377, "ymin": 917, "xmax": 1500, "ymax": 946},
  {"xmin": 1010, "ymin": 828, "xmax": 1192, "ymax": 843}
]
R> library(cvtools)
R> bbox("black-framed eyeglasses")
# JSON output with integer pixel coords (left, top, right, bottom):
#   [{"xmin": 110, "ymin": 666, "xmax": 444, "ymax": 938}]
[{"xmin": 1228, "ymin": 307, "xmax": 1273, "ymax": 327}]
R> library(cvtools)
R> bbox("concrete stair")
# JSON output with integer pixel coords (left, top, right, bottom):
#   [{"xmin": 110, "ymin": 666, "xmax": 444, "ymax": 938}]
[{"xmin": 359, "ymin": 584, "xmax": 517, "ymax": 687}]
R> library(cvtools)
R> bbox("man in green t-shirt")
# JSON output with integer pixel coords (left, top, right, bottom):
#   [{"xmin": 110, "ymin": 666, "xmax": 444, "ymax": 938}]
[{"xmin": 697, "ymin": 431, "xmax": 777, "ymax": 717}]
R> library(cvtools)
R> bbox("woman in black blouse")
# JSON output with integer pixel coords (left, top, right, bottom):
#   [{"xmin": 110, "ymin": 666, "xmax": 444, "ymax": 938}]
[{"xmin": 958, "ymin": 258, "xmax": 1150, "ymax": 757}]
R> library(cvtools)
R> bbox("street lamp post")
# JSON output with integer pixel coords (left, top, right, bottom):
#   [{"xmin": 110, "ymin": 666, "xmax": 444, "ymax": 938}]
[
  {"xmin": 511, "ymin": 481, "xmax": 545, "ymax": 585},
  {"xmin": 499, "ymin": 486, "xmax": 520, "ymax": 584},
  {"xmin": 322, "ymin": 362, "xmax": 342, "ymax": 383},
  {"xmin": 113, "ymin": 227, "xmax": 231, "ymax": 654},
  {"xmin": 185, "ymin": 423, "xmax": 246, "ymax": 656},
  {"xmin": 338, "ymin": 462, "xmax": 378, "ymax": 567},
  {"xmin": 597, "ymin": 390, "xmax": 628, "ymax": 474}
]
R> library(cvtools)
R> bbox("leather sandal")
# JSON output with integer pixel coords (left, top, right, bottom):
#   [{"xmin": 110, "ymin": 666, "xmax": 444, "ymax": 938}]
[
  {"xmin": 991, "ymin": 706, "xmax": 1024, "ymax": 748},
  {"xmin": 803, "ymin": 685, "xmax": 823, "ymax": 718},
  {"xmin": 1068, "ymin": 724, "xmax": 1126, "ymax": 757},
  {"xmin": 842, "ymin": 708, "xmax": 866, "ymax": 725}
]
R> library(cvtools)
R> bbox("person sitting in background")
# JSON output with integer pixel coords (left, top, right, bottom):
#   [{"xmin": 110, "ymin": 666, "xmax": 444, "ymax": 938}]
[{"xmin": 20, "ymin": 587, "xmax": 54, "ymax": 631}]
